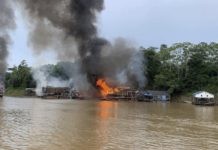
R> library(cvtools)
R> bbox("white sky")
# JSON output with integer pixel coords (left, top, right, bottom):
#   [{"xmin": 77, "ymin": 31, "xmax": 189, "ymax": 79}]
[{"xmin": 9, "ymin": 0, "xmax": 218, "ymax": 67}]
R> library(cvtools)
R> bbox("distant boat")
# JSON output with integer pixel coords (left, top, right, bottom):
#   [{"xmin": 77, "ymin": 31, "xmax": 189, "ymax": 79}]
[
  {"xmin": 192, "ymin": 91, "xmax": 215, "ymax": 106},
  {"xmin": 136, "ymin": 90, "xmax": 170, "ymax": 102},
  {"xmin": 137, "ymin": 92, "xmax": 153, "ymax": 102}
]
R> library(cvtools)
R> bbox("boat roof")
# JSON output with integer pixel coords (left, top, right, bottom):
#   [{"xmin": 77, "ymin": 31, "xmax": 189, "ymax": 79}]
[{"xmin": 193, "ymin": 91, "xmax": 214, "ymax": 98}]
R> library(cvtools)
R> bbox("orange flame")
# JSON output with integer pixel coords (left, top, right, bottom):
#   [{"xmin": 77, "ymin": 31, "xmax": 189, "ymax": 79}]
[{"xmin": 96, "ymin": 79, "xmax": 119, "ymax": 97}]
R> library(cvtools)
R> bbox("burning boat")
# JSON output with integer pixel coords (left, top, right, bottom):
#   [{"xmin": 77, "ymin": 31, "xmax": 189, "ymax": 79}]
[
  {"xmin": 96, "ymin": 78, "xmax": 138, "ymax": 100},
  {"xmin": 95, "ymin": 78, "xmax": 171, "ymax": 102}
]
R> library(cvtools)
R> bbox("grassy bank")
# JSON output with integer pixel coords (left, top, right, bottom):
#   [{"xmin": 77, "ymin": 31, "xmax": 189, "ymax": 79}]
[{"xmin": 5, "ymin": 88, "xmax": 26, "ymax": 97}]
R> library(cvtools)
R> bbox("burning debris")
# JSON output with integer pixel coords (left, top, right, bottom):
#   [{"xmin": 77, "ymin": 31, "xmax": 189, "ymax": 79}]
[
  {"xmin": 95, "ymin": 77, "xmax": 136, "ymax": 100},
  {"xmin": 96, "ymin": 78, "xmax": 119, "ymax": 97},
  {"xmin": 106, "ymin": 87, "xmax": 138, "ymax": 101}
]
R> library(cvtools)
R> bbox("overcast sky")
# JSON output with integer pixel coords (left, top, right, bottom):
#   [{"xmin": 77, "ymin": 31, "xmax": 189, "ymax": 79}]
[{"xmin": 9, "ymin": 0, "xmax": 218, "ymax": 67}]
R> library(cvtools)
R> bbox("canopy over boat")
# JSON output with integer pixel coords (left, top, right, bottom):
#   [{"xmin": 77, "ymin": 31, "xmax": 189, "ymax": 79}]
[{"xmin": 193, "ymin": 91, "xmax": 214, "ymax": 99}]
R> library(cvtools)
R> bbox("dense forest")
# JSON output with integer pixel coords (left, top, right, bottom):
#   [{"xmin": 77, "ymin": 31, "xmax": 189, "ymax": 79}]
[
  {"xmin": 5, "ymin": 42, "xmax": 218, "ymax": 96},
  {"xmin": 143, "ymin": 42, "xmax": 218, "ymax": 95}
]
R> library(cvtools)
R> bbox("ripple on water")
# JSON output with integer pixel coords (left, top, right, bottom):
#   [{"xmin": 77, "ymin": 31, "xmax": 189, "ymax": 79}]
[{"xmin": 0, "ymin": 98, "xmax": 218, "ymax": 150}]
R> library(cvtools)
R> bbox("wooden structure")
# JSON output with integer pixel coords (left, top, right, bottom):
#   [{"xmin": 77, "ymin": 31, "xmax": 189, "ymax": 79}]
[
  {"xmin": 41, "ymin": 86, "xmax": 82, "ymax": 99},
  {"xmin": 146, "ymin": 90, "xmax": 170, "ymax": 101},
  {"xmin": 104, "ymin": 87, "xmax": 137, "ymax": 100},
  {"xmin": 102, "ymin": 88, "xmax": 170, "ymax": 102},
  {"xmin": 192, "ymin": 91, "xmax": 215, "ymax": 106},
  {"xmin": 136, "ymin": 90, "xmax": 170, "ymax": 102},
  {"xmin": 136, "ymin": 91, "xmax": 153, "ymax": 102}
]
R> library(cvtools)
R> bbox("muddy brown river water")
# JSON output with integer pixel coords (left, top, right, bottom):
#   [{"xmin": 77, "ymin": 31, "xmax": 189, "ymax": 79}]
[{"xmin": 0, "ymin": 97, "xmax": 218, "ymax": 150}]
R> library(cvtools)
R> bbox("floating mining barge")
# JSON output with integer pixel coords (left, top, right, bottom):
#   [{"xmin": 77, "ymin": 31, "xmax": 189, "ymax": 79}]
[
  {"xmin": 40, "ymin": 86, "xmax": 139, "ymax": 101},
  {"xmin": 39, "ymin": 86, "xmax": 170, "ymax": 102},
  {"xmin": 41, "ymin": 86, "xmax": 83, "ymax": 99},
  {"xmin": 100, "ymin": 87, "xmax": 138, "ymax": 101}
]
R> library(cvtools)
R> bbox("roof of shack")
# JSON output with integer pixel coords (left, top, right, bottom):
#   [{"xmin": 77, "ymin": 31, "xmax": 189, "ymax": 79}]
[{"xmin": 193, "ymin": 91, "xmax": 214, "ymax": 99}]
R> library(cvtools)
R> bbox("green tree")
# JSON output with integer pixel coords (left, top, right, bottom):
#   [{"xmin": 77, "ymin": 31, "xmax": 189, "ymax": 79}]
[
  {"xmin": 5, "ymin": 60, "xmax": 36, "ymax": 88},
  {"xmin": 142, "ymin": 47, "xmax": 161, "ymax": 88}
]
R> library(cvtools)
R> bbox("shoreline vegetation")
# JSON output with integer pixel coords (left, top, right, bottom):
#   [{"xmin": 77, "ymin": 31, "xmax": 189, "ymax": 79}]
[
  {"xmin": 4, "ymin": 42, "xmax": 218, "ymax": 101},
  {"xmin": 5, "ymin": 87, "xmax": 26, "ymax": 97},
  {"xmin": 4, "ymin": 89, "xmax": 217, "ymax": 104}
]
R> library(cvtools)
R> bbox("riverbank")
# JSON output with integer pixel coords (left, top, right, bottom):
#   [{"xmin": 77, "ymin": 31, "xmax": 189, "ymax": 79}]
[
  {"xmin": 172, "ymin": 94, "xmax": 193, "ymax": 102},
  {"xmin": 4, "ymin": 88, "xmax": 26, "ymax": 97},
  {"xmin": 4, "ymin": 88, "xmax": 218, "ymax": 104}
]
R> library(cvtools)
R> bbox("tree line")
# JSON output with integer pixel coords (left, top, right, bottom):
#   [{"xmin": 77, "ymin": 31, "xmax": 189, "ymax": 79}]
[
  {"xmin": 5, "ymin": 60, "xmax": 69, "ymax": 89},
  {"xmin": 143, "ymin": 42, "xmax": 218, "ymax": 95},
  {"xmin": 5, "ymin": 42, "xmax": 218, "ymax": 96}
]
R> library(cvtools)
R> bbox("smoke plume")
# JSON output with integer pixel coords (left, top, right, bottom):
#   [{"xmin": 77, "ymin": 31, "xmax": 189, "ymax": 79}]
[
  {"xmin": 32, "ymin": 62, "xmax": 92, "ymax": 96},
  {"xmin": 20, "ymin": 0, "xmax": 146, "ymax": 92},
  {"xmin": 32, "ymin": 65, "xmax": 70, "ymax": 96},
  {"xmin": 21, "ymin": 0, "xmax": 106, "ymax": 68},
  {"xmin": 0, "ymin": 37, "xmax": 8, "ymax": 74},
  {"xmin": 0, "ymin": 0, "xmax": 15, "ymax": 75}
]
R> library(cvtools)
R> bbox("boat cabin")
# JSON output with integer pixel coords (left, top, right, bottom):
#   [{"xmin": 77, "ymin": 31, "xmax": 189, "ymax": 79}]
[
  {"xmin": 136, "ymin": 90, "xmax": 170, "ymax": 102},
  {"xmin": 192, "ymin": 91, "xmax": 215, "ymax": 106}
]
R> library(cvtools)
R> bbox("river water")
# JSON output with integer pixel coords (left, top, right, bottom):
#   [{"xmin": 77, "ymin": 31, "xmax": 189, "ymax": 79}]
[{"xmin": 0, "ymin": 97, "xmax": 218, "ymax": 150}]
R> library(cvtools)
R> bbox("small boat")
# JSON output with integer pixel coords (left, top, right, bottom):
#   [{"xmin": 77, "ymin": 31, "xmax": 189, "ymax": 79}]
[
  {"xmin": 192, "ymin": 101, "xmax": 215, "ymax": 106},
  {"xmin": 137, "ymin": 93, "xmax": 153, "ymax": 102},
  {"xmin": 192, "ymin": 91, "xmax": 215, "ymax": 106}
]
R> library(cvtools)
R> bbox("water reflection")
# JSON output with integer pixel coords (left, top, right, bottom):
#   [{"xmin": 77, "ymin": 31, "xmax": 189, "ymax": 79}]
[
  {"xmin": 97, "ymin": 101, "xmax": 118, "ymax": 120},
  {"xmin": 0, "ymin": 98, "xmax": 218, "ymax": 149},
  {"xmin": 194, "ymin": 106, "xmax": 215, "ymax": 121}
]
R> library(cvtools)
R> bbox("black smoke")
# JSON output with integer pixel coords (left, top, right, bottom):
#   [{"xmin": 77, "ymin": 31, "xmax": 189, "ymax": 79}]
[
  {"xmin": 0, "ymin": 0, "xmax": 15, "ymax": 75},
  {"xmin": 21, "ymin": 0, "xmax": 146, "ymax": 90},
  {"xmin": 0, "ymin": 37, "xmax": 8, "ymax": 75},
  {"xmin": 21, "ymin": 0, "xmax": 107, "ymax": 77}
]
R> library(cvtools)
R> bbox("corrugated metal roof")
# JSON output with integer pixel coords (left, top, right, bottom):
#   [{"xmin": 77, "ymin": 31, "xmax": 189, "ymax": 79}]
[
  {"xmin": 140, "ymin": 90, "xmax": 169, "ymax": 96},
  {"xmin": 193, "ymin": 91, "xmax": 214, "ymax": 98}
]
